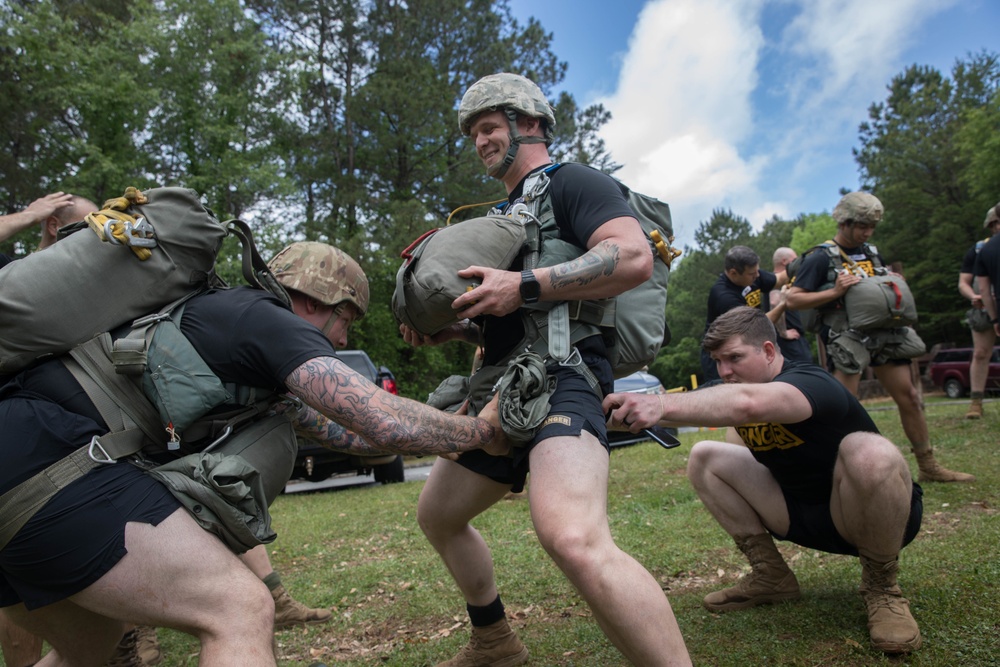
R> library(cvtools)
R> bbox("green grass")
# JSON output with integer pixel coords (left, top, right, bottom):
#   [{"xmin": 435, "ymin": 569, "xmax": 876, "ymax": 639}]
[{"xmin": 9, "ymin": 397, "xmax": 1000, "ymax": 666}]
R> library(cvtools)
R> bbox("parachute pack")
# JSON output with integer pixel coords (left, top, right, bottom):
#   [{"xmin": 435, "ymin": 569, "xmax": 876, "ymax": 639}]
[
  {"xmin": 0, "ymin": 186, "xmax": 294, "ymax": 552},
  {"xmin": 787, "ymin": 240, "xmax": 917, "ymax": 332},
  {"xmin": 393, "ymin": 163, "xmax": 679, "ymax": 380}
]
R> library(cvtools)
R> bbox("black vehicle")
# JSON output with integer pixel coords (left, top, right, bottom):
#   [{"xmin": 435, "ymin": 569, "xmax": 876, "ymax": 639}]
[{"xmin": 290, "ymin": 350, "xmax": 405, "ymax": 484}]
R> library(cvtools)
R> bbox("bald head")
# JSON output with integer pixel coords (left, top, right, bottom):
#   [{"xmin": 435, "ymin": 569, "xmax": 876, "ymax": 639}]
[
  {"xmin": 772, "ymin": 247, "xmax": 797, "ymax": 272},
  {"xmin": 40, "ymin": 195, "xmax": 97, "ymax": 248}
]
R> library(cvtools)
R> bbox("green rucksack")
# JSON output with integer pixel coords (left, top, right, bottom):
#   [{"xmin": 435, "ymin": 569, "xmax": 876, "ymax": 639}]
[
  {"xmin": 392, "ymin": 163, "xmax": 679, "ymax": 379},
  {"xmin": 0, "ymin": 186, "xmax": 287, "ymax": 375},
  {"xmin": 786, "ymin": 239, "xmax": 916, "ymax": 332}
]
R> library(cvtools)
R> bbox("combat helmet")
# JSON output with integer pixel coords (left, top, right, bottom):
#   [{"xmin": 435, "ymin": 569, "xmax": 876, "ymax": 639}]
[
  {"xmin": 984, "ymin": 202, "xmax": 1000, "ymax": 229},
  {"xmin": 268, "ymin": 242, "xmax": 369, "ymax": 319},
  {"xmin": 833, "ymin": 192, "xmax": 884, "ymax": 226},
  {"xmin": 458, "ymin": 73, "xmax": 556, "ymax": 177}
]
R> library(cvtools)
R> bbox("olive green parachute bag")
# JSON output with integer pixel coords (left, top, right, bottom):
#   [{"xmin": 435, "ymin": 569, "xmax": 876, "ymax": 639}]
[{"xmin": 0, "ymin": 186, "xmax": 286, "ymax": 375}]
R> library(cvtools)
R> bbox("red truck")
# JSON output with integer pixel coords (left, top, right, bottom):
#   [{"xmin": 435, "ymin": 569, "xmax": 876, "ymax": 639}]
[{"xmin": 927, "ymin": 346, "xmax": 1000, "ymax": 398}]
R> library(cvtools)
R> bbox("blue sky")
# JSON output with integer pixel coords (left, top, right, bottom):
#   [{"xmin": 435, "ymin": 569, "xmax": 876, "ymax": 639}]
[{"xmin": 507, "ymin": 0, "xmax": 999, "ymax": 251}]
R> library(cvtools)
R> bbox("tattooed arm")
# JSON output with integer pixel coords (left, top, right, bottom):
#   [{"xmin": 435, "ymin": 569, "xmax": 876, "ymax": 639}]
[
  {"xmin": 285, "ymin": 356, "xmax": 508, "ymax": 458},
  {"xmin": 289, "ymin": 404, "xmax": 387, "ymax": 455},
  {"xmin": 451, "ymin": 216, "xmax": 652, "ymax": 319}
]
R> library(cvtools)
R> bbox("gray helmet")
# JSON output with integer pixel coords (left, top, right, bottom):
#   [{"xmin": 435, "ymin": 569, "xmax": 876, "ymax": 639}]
[
  {"xmin": 832, "ymin": 192, "xmax": 884, "ymax": 226},
  {"xmin": 458, "ymin": 73, "xmax": 556, "ymax": 177},
  {"xmin": 268, "ymin": 242, "xmax": 369, "ymax": 318},
  {"xmin": 984, "ymin": 202, "xmax": 1000, "ymax": 229},
  {"xmin": 458, "ymin": 73, "xmax": 556, "ymax": 142}
]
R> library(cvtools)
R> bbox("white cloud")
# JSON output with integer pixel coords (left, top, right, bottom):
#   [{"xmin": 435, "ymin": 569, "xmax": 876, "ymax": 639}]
[
  {"xmin": 782, "ymin": 0, "xmax": 960, "ymax": 109},
  {"xmin": 597, "ymin": 0, "xmax": 960, "ymax": 247},
  {"xmin": 599, "ymin": 0, "xmax": 776, "ymax": 241}
]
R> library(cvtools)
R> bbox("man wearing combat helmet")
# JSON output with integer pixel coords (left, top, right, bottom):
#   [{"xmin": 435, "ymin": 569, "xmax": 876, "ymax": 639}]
[
  {"xmin": 0, "ymin": 241, "xmax": 508, "ymax": 665},
  {"xmin": 786, "ymin": 192, "xmax": 973, "ymax": 483},
  {"xmin": 401, "ymin": 73, "xmax": 691, "ymax": 666}
]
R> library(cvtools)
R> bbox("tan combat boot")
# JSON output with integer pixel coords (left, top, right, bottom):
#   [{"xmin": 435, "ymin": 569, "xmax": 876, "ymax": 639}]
[
  {"xmin": 912, "ymin": 448, "xmax": 975, "ymax": 483},
  {"xmin": 271, "ymin": 584, "xmax": 333, "ymax": 629},
  {"xmin": 436, "ymin": 617, "xmax": 529, "ymax": 667},
  {"xmin": 703, "ymin": 533, "xmax": 801, "ymax": 612},
  {"xmin": 133, "ymin": 626, "xmax": 162, "ymax": 666},
  {"xmin": 105, "ymin": 628, "xmax": 146, "ymax": 667},
  {"xmin": 965, "ymin": 398, "xmax": 983, "ymax": 419},
  {"xmin": 859, "ymin": 556, "xmax": 922, "ymax": 653}
]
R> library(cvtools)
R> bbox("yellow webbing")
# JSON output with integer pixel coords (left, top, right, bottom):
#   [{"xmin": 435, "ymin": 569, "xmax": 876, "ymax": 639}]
[
  {"xmin": 84, "ymin": 186, "xmax": 153, "ymax": 260},
  {"xmin": 446, "ymin": 198, "xmax": 507, "ymax": 225}
]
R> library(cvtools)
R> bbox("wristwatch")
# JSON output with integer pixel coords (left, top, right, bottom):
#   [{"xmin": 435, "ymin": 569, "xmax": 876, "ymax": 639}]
[{"xmin": 519, "ymin": 269, "xmax": 541, "ymax": 304}]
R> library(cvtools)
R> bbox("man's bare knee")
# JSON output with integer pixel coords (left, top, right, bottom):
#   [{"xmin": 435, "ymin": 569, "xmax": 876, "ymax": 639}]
[{"xmin": 838, "ymin": 433, "xmax": 908, "ymax": 483}]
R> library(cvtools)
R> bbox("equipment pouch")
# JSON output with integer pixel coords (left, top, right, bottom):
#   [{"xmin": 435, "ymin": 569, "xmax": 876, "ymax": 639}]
[
  {"xmin": 966, "ymin": 308, "xmax": 993, "ymax": 333},
  {"xmin": 146, "ymin": 413, "xmax": 296, "ymax": 553},
  {"xmin": 141, "ymin": 318, "xmax": 231, "ymax": 434}
]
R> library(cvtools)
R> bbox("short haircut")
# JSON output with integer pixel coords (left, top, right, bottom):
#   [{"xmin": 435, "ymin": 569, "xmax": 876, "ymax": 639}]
[
  {"xmin": 703, "ymin": 306, "xmax": 777, "ymax": 352},
  {"xmin": 772, "ymin": 246, "xmax": 796, "ymax": 268},
  {"xmin": 724, "ymin": 245, "xmax": 760, "ymax": 273}
]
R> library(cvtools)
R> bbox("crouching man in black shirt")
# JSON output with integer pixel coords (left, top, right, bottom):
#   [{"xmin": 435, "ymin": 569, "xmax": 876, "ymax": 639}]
[{"xmin": 604, "ymin": 306, "xmax": 923, "ymax": 655}]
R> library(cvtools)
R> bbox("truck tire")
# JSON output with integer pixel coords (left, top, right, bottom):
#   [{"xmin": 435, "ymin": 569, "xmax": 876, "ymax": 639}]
[{"xmin": 943, "ymin": 378, "xmax": 966, "ymax": 399}]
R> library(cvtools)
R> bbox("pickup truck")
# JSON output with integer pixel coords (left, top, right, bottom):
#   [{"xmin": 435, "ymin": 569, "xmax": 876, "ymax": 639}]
[
  {"xmin": 926, "ymin": 345, "xmax": 1000, "ymax": 398},
  {"xmin": 290, "ymin": 349, "xmax": 405, "ymax": 484}
]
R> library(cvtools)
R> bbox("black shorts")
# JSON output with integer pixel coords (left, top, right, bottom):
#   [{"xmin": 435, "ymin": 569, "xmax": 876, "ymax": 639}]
[
  {"xmin": 456, "ymin": 349, "xmax": 613, "ymax": 493},
  {"xmin": 775, "ymin": 482, "xmax": 923, "ymax": 556},
  {"xmin": 0, "ymin": 463, "xmax": 180, "ymax": 610}
]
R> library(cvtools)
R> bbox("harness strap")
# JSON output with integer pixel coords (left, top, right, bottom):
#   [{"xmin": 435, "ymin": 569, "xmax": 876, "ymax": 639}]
[
  {"xmin": 0, "ymin": 445, "xmax": 103, "ymax": 551},
  {"xmin": 67, "ymin": 336, "xmax": 165, "ymax": 456}
]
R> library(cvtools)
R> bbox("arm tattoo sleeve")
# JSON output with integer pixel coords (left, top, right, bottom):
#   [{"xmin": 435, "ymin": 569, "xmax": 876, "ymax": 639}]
[{"xmin": 285, "ymin": 356, "xmax": 494, "ymax": 457}]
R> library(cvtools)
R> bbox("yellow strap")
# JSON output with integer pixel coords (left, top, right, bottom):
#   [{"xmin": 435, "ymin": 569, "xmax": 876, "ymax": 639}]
[
  {"xmin": 446, "ymin": 198, "xmax": 507, "ymax": 225},
  {"xmin": 84, "ymin": 187, "xmax": 152, "ymax": 260}
]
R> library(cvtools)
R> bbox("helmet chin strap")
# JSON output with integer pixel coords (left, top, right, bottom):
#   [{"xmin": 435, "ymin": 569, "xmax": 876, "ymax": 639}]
[
  {"xmin": 487, "ymin": 108, "xmax": 546, "ymax": 179},
  {"xmin": 321, "ymin": 303, "xmax": 346, "ymax": 337}
]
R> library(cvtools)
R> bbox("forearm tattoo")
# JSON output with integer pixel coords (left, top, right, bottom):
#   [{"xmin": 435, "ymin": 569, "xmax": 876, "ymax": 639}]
[
  {"xmin": 549, "ymin": 241, "xmax": 620, "ymax": 290},
  {"xmin": 292, "ymin": 405, "xmax": 385, "ymax": 455},
  {"xmin": 285, "ymin": 357, "xmax": 494, "ymax": 456}
]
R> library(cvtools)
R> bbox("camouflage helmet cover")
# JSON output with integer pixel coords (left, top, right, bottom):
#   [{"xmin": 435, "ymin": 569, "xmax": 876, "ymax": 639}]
[
  {"xmin": 268, "ymin": 241, "xmax": 369, "ymax": 317},
  {"xmin": 832, "ymin": 192, "xmax": 884, "ymax": 225},
  {"xmin": 458, "ymin": 72, "xmax": 556, "ymax": 140},
  {"xmin": 984, "ymin": 202, "xmax": 1000, "ymax": 228}
]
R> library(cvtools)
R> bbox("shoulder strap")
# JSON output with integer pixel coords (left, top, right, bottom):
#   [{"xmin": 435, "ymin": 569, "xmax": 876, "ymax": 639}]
[
  {"xmin": 66, "ymin": 334, "xmax": 165, "ymax": 458},
  {"xmin": 224, "ymin": 219, "xmax": 291, "ymax": 307}
]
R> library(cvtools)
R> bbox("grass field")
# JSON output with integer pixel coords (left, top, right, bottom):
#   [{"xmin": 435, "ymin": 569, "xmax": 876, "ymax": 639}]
[{"xmin": 9, "ymin": 396, "xmax": 999, "ymax": 666}]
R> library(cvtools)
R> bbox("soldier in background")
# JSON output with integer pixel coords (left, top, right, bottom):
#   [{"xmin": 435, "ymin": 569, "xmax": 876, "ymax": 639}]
[
  {"xmin": 959, "ymin": 203, "xmax": 1000, "ymax": 418},
  {"xmin": 785, "ymin": 192, "xmax": 973, "ymax": 483}
]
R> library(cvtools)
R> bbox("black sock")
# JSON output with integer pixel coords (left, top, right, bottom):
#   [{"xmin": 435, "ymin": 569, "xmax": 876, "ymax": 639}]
[{"xmin": 467, "ymin": 595, "xmax": 505, "ymax": 627}]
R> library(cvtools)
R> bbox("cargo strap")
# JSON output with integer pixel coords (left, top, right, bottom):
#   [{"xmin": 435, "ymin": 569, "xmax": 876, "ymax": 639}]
[{"xmin": 84, "ymin": 186, "xmax": 155, "ymax": 260}]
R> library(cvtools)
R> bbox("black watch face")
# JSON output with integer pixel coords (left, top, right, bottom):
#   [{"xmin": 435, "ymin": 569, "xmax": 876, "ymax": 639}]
[{"xmin": 521, "ymin": 271, "xmax": 540, "ymax": 302}]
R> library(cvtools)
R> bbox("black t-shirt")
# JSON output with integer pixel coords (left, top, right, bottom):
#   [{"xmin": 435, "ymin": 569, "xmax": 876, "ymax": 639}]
[
  {"xmin": 974, "ymin": 235, "xmax": 1000, "ymax": 279},
  {"xmin": 975, "ymin": 234, "xmax": 1000, "ymax": 313},
  {"xmin": 732, "ymin": 361, "xmax": 879, "ymax": 504},
  {"xmin": 481, "ymin": 163, "xmax": 637, "ymax": 365},
  {"xmin": 960, "ymin": 239, "xmax": 990, "ymax": 274},
  {"xmin": 0, "ymin": 286, "xmax": 337, "ymax": 493},
  {"xmin": 705, "ymin": 269, "xmax": 777, "ymax": 329},
  {"xmin": 0, "ymin": 253, "xmax": 14, "ymax": 270}
]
